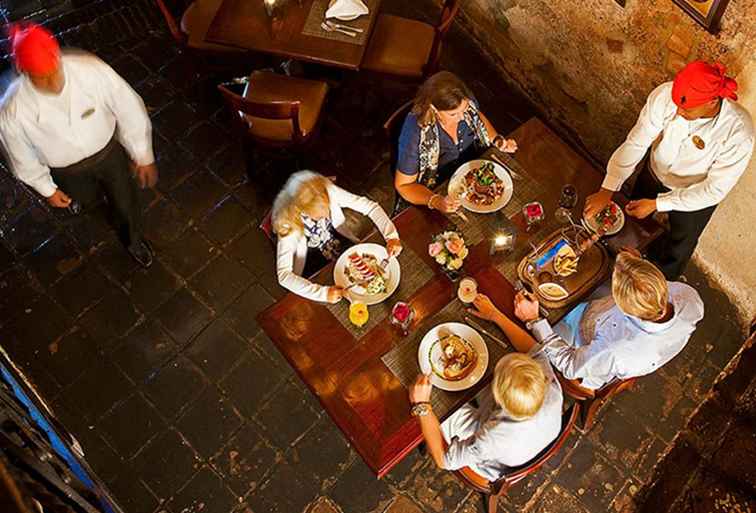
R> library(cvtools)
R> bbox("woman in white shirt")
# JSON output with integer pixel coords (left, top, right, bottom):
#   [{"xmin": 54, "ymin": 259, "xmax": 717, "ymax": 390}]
[
  {"xmin": 584, "ymin": 61, "xmax": 754, "ymax": 279},
  {"xmin": 271, "ymin": 171, "xmax": 402, "ymax": 303}
]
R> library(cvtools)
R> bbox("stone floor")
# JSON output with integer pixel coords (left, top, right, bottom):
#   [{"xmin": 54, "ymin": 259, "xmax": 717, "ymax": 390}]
[{"xmin": 0, "ymin": 1, "xmax": 751, "ymax": 513}]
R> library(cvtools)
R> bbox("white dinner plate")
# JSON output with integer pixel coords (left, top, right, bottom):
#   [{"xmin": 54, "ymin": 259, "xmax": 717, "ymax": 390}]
[
  {"xmin": 333, "ymin": 13, "xmax": 360, "ymax": 20},
  {"xmin": 417, "ymin": 322, "xmax": 489, "ymax": 392},
  {"xmin": 448, "ymin": 159, "xmax": 514, "ymax": 214},
  {"xmin": 582, "ymin": 201, "xmax": 625, "ymax": 236},
  {"xmin": 333, "ymin": 243, "xmax": 400, "ymax": 306}
]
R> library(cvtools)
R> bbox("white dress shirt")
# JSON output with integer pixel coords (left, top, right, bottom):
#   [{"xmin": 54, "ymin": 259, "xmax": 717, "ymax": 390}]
[
  {"xmin": 0, "ymin": 51, "xmax": 154, "ymax": 197},
  {"xmin": 275, "ymin": 178, "xmax": 399, "ymax": 303},
  {"xmin": 531, "ymin": 282, "xmax": 704, "ymax": 390},
  {"xmin": 441, "ymin": 351, "xmax": 563, "ymax": 480},
  {"xmin": 603, "ymin": 82, "xmax": 754, "ymax": 212}
]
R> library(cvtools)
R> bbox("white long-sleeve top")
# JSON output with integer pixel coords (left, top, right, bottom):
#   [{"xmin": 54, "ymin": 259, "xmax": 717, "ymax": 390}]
[
  {"xmin": 275, "ymin": 180, "xmax": 399, "ymax": 302},
  {"xmin": 531, "ymin": 282, "xmax": 704, "ymax": 390},
  {"xmin": 441, "ymin": 350, "xmax": 563, "ymax": 480},
  {"xmin": 602, "ymin": 82, "xmax": 754, "ymax": 212},
  {"xmin": 0, "ymin": 51, "xmax": 154, "ymax": 197}
]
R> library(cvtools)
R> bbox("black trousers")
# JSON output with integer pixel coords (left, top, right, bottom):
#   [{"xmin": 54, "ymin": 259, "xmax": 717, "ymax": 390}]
[
  {"xmin": 631, "ymin": 162, "xmax": 716, "ymax": 279},
  {"xmin": 51, "ymin": 136, "xmax": 143, "ymax": 248}
]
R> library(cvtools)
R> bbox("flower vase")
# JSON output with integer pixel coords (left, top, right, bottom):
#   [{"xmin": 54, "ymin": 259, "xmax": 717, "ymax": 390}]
[{"xmin": 442, "ymin": 267, "xmax": 462, "ymax": 282}]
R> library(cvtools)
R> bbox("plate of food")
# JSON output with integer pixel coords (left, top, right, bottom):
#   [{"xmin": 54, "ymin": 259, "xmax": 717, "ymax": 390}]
[
  {"xmin": 583, "ymin": 201, "xmax": 625, "ymax": 236},
  {"xmin": 334, "ymin": 243, "xmax": 400, "ymax": 306},
  {"xmin": 553, "ymin": 244, "xmax": 579, "ymax": 277},
  {"xmin": 449, "ymin": 159, "xmax": 514, "ymax": 214},
  {"xmin": 538, "ymin": 282, "xmax": 569, "ymax": 301},
  {"xmin": 418, "ymin": 322, "xmax": 489, "ymax": 391}
]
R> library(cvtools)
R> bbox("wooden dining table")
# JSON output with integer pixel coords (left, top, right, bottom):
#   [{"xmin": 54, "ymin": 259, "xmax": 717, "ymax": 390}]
[
  {"xmin": 205, "ymin": 0, "xmax": 383, "ymax": 70},
  {"xmin": 257, "ymin": 117, "xmax": 663, "ymax": 478}
]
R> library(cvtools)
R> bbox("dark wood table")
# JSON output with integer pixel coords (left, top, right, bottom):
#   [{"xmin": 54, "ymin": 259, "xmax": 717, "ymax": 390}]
[
  {"xmin": 205, "ymin": 0, "xmax": 382, "ymax": 70},
  {"xmin": 257, "ymin": 118, "xmax": 663, "ymax": 477}
]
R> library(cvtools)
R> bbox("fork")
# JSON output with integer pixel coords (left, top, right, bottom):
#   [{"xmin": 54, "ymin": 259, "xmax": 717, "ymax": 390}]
[
  {"xmin": 325, "ymin": 20, "xmax": 363, "ymax": 33},
  {"xmin": 320, "ymin": 21, "xmax": 357, "ymax": 37},
  {"xmin": 489, "ymin": 153, "xmax": 524, "ymax": 181}
]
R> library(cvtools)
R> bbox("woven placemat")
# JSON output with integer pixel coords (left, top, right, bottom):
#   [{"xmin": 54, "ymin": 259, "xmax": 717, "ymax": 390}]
[
  {"xmin": 323, "ymin": 240, "xmax": 434, "ymax": 338},
  {"xmin": 381, "ymin": 299, "xmax": 509, "ymax": 419},
  {"xmin": 301, "ymin": 0, "xmax": 375, "ymax": 45}
]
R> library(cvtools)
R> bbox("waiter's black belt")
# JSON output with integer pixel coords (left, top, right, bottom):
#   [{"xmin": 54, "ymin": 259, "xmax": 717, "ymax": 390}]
[{"xmin": 50, "ymin": 132, "xmax": 121, "ymax": 174}]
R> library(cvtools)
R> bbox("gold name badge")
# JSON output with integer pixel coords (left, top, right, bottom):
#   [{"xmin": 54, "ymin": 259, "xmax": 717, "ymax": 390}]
[
  {"xmin": 692, "ymin": 135, "xmax": 705, "ymax": 150},
  {"xmin": 81, "ymin": 108, "xmax": 95, "ymax": 119}
]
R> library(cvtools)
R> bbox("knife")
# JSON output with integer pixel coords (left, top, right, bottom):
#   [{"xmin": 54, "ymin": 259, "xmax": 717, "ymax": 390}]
[{"xmin": 463, "ymin": 315, "xmax": 509, "ymax": 349}]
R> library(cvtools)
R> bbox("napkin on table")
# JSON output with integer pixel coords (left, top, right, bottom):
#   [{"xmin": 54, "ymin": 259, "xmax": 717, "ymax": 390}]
[{"xmin": 325, "ymin": 0, "xmax": 369, "ymax": 19}]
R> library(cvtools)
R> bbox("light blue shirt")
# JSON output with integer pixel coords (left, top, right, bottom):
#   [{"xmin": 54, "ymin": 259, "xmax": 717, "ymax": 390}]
[{"xmin": 531, "ymin": 282, "xmax": 704, "ymax": 390}]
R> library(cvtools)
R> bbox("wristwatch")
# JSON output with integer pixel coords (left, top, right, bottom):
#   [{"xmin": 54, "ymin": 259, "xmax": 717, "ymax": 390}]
[
  {"xmin": 410, "ymin": 402, "xmax": 432, "ymax": 417},
  {"xmin": 525, "ymin": 318, "xmax": 543, "ymax": 331},
  {"xmin": 492, "ymin": 134, "xmax": 504, "ymax": 147}
]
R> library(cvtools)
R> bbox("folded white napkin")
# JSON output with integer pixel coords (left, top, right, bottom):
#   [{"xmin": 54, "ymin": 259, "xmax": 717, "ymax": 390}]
[{"xmin": 325, "ymin": 0, "xmax": 368, "ymax": 20}]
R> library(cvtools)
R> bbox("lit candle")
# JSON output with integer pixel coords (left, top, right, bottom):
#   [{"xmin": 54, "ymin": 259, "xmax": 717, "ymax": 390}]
[{"xmin": 264, "ymin": 0, "xmax": 276, "ymax": 16}]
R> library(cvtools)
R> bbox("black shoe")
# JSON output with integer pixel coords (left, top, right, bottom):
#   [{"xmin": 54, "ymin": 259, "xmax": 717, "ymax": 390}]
[{"xmin": 128, "ymin": 239, "xmax": 154, "ymax": 268}]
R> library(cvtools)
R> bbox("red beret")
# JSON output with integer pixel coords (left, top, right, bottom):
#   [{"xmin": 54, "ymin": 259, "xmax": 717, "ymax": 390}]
[
  {"xmin": 9, "ymin": 23, "xmax": 60, "ymax": 76},
  {"xmin": 672, "ymin": 61, "xmax": 738, "ymax": 109}
]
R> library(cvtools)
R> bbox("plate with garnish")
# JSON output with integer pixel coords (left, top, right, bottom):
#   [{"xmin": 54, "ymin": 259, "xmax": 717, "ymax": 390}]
[
  {"xmin": 583, "ymin": 201, "xmax": 625, "ymax": 236},
  {"xmin": 418, "ymin": 322, "xmax": 488, "ymax": 391},
  {"xmin": 449, "ymin": 159, "xmax": 513, "ymax": 214},
  {"xmin": 334, "ymin": 243, "xmax": 400, "ymax": 305}
]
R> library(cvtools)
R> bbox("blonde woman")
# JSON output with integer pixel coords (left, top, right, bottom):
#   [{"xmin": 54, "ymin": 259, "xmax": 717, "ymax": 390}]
[
  {"xmin": 496, "ymin": 249, "xmax": 704, "ymax": 390},
  {"xmin": 408, "ymin": 351, "xmax": 563, "ymax": 480},
  {"xmin": 272, "ymin": 171, "xmax": 402, "ymax": 303},
  {"xmin": 394, "ymin": 71, "xmax": 518, "ymax": 213}
]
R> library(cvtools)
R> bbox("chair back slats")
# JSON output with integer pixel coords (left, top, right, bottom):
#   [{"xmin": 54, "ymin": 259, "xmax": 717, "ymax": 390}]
[
  {"xmin": 425, "ymin": 0, "xmax": 460, "ymax": 76},
  {"xmin": 217, "ymin": 84, "xmax": 303, "ymax": 140},
  {"xmin": 154, "ymin": 0, "xmax": 189, "ymax": 46}
]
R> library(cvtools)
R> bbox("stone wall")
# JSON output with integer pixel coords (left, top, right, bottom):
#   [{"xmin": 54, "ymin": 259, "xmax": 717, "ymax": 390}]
[{"xmin": 452, "ymin": 0, "xmax": 756, "ymax": 321}]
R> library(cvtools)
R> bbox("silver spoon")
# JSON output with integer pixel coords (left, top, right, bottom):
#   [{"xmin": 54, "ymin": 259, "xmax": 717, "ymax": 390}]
[{"xmin": 320, "ymin": 21, "xmax": 356, "ymax": 37}]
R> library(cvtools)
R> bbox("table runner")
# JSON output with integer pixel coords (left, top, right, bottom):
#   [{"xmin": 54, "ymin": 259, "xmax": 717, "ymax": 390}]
[
  {"xmin": 322, "ymin": 238, "xmax": 434, "ymax": 338},
  {"xmin": 301, "ymin": 0, "xmax": 375, "ymax": 45},
  {"xmin": 381, "ymin": 299, "xmax": 509, "ymax": 419}
]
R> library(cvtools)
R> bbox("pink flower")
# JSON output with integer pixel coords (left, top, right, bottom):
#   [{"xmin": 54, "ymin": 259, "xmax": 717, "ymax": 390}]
[
  {"xmin": 428, "ymin": 241, "xmax": 443, "ymax": 257},
  {"xmin": 445, "ymin": 238, "xmax": 465, "ymax": 256}
]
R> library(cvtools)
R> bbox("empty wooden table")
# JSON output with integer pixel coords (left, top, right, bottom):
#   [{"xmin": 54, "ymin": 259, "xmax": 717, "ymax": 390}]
[
  {"xmin": 257, "ymin": 118, "xmax": 663, "ymax": 477},
  {"xmin": 206, "ymin": 0, "xmax": 382, "ymax": 70}
]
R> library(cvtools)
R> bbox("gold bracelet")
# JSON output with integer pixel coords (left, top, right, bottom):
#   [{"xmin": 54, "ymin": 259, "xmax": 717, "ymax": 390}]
[{"xmin": 427, "ymin": 194, "xmax": 440, "ymax": 210}]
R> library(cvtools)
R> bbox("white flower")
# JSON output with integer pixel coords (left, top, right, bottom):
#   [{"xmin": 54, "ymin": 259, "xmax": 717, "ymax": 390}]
[{"xmin": 435, "ymin": 254, "xmax": 447, "ymax": 265}]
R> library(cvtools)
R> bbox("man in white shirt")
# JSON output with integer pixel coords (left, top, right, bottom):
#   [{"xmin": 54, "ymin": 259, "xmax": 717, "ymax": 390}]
[
  {"xmin": 585, "ymin": 61, "xmax": 754, "ymax": 279},
  {"xmin": 504, "ymin": 249, "xmax": 704, "ymax": 390},
  {"xmin": 0, "ymin": 23, "xmax": 158, "ymax": 267}
]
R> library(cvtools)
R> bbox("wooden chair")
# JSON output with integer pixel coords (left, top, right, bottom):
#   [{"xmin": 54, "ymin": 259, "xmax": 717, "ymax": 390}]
[
  {"xmin": 154, "ymin": 0, "xmax": 246, "ymax": 53},
  {"xmin": 555, "ymin": 373, "xmax": 638, "ymax": 431},
  {"xmin": 361, "ymin": 0, "xmax": 461, "ymax": 79},
  {"xmin": 453, "ymin": 403, "xmax": 580, "ymax": 513},
  {"xmin": 218, "ymin": 71, "xmax": 329, "ymax": 177},
  {"xmin": 383, "ymin": 100, "xmax": 413, "ymax": 215}
]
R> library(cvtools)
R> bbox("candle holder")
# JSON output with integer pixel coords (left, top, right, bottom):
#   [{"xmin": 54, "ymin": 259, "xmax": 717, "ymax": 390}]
[
  {"xmin": 489, "ymin": 213, "xmax": 517, "ymax": 255},
  {"xmin": 263, "ymin": 0, "xmax": 276, "ymax": 17}
]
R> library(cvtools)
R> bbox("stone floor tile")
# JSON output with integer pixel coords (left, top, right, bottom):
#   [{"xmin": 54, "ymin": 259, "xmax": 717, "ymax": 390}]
[
  {"xmin": 61, "ymin": 206, "xmax": 119, "ymax": 252},
  {"xmin": 384, "ymin": 447, "xmax": 426, "ymax": 488},
  {"xmin": 112, "ymin": 319, "xmax": 177, "ymax": 384},
  {"xmin": 248, "ymin": 460, "xmax": 322, "ymax": 513},
  {"xmin": 211, "ymin": 422, "xmax": 278, "ymax": 496},
  {"xmin": 181, "ymin": 122, "xmax": 230, "ymax": 162},
  {"xmin": 200, "ymin": 195, "xmax": 253, "ymax": 246},
  {"xmin": 1, "ymin": 295, "xmax": 72, "ymax": 364},
  {"xmin": 144, "ymin": 198, "xmax": 191, "ymax": 248},
  {"xmin": 609, "ymin": 478, "xmax": 642, "ymax": 513},
  {"xmin": 670, "ymin": 468, "xmax": 756, "ymax": 513},
  {"xmin": 305, "ymin": 496, "xmax": 342, "ymax": 513},
  {"xmin": 92, "ymin": 239, "xmax": 139, "ymax": 285},
  {"xmin": 0, "ymin": 264, "xmax": 43, "ymax": 323},
  {"xmin": 5, "ymin": 205, "xmax": 57, "ymax": 255},
  {"xmin": 222, "ymin": 283, "xmax": 275, "ymax": 340},
  {"xmin": 175, "ymin": 386, "xmax": 243, "ymax": 459},
  {"xmin": 189, "ymin": 254, "xmax": 254, "ymax": 311},
  {"xmin": 98, "ymin": 392, "xmax": 165, "ymax": 458},
  {"xmin": 133, "ymin": 428, "xmax": 201, "ymax": 501},
  {"xmin": 157, "ymin": 142, "xmax": 199, "ymax": 192},
  {"xmin": 169, "ymin": 467, "xmax": 238, "ymax": 513},
  {"xmin": 110, "ymin": 53, "xmax": 151, "ymax": 86},
  {"xmin": 384, "ymin": 495, "xmax": 426, "ymax": 513},
  {"xmin": 250, "ymin": 331, "xmax": 294, "ymax": 377},
  {"xmin": 161, "ymin": 227, "xmax": 217, "ymax": 278},
  {"xmin": 107, "ymin": 470, "xmax": 159, "ymax": 513},
  {"xmin": 62, "ymin": 358, "xmax": 134, "ymax": 423},
  {"xmin": 0, "ymin": 241, "xmax": 16, "ymax": 272},
  {"xmin": 254, "ymin": 379, "xmax": 319, "ymax": 449},
  {"xmin": 552, "ymin": 439, "xmax": 625, "ymax": 511},
  {"xmin": 79, "ymin": 287, "xmax": 141, "ymax": 344},
  {"xmin": 186, "ymin": 319, "xmax": 249, "ymax": 382},
  {"xmin": 24, "ymin": 233, "xmax": 82, "ymax": 285},
  {"xmin": 74, "ymin": 429, "xmax": 123, "ymax": 484},
  {"xmin": 38, "ymin": 326, "xmax": 99, "ymax": 387},
  {"xmin": 153, "ymin": 100, "xmax": 203, "ymax": 141},
  {"xmin": 170, "ymin": 169, "xmax": 230, "ymax": 221},
  {"xmin": 220, "ymin": 350, "xmax": 286, "ymax": 419},
  {"xmin": 126, "ymin": 259, "xmax": 181, "ymax": 313},
  {"xmin": 154, "ymin": 287, "xmax": 214, "ymax": 346},
  {"xmin": 399, "ymin": 458, "xmax": 469, "ymax": 513},
  {"xmin": 288, "ymin": 416, "xmax": 351, "ymax": 490},
  {"xmin": 710, "ymin": 417, "xmax": 756, "ymax": 492},
  {"xmin": 144, "ymin": 355, "xmax": 207, "ymax": 420},
  {"xmin": 50, "ymin": 262, "xmax": 112, "ymax": 317},
  {"xmin": 532, "ymin": 484, "xmax": 592, "ymax": 513},
  {"xmin": 328, "ymin": 459, "xmax": 393, "ymax": 513},
  {"xmin": 208, "ymin": 144, "xmax": 248, "ymax": 189}
]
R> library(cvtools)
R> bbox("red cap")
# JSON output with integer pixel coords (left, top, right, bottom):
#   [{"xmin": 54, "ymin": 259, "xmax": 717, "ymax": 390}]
[
  {"xmin": 672, "ymin": 61, "xmax": 738, "ymax": 109},
  {"xmin": 9, "ymin": 23, "xmax": 60, "ymax": 76}
]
